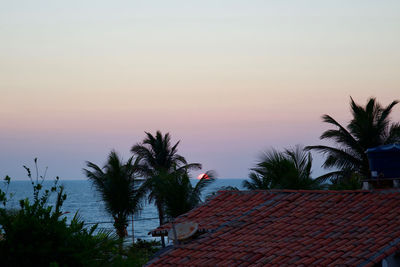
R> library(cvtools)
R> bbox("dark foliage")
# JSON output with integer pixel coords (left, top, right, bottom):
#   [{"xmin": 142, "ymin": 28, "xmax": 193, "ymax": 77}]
[
  {"xmin": 0, "ymin": 162, "xmax": 118, "ymax": 267},
  {"xmin": 243, "ymin": 146, "xmax": 323, "ymax": 190},
  {"xmin": 160, "ymin": 170, "xmax": 216, "ymax": 218},
  {"xmin": 306, "ymin": 97, "xmax": 400, "ymax": 183},
  {"xmin": 131, "ymin": 131, "xmax": 203, "ymax": 246},
  {"xmin": 327, "ymin": 168, "xmax": 362, "ymax": 190},
  {"xmin": 84, "ymin": 150, "xmax": 144, "ymax": 239},
  {"xmin": 112, "ymin": 239, "xmax": 161, "ymax": 267}
]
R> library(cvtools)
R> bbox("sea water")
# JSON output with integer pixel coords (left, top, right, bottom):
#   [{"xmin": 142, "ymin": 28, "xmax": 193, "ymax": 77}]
[{"xmin": 3, "ymin": 178, "xmax": 245, "ymax": 241}]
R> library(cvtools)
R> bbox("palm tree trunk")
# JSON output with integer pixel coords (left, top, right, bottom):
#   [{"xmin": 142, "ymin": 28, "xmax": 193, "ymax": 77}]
[
  {"xmin": 363, "ymin": 156, "xmax": 372, "ymax": 179},
  {"xmin": 114, "ymin": 215, "xmax": 124, "ymax": 254},
  {"xmin": 156, "ymin": 202, "xmax": 166, "ymax": 247},
  {"xmin": 132, "ymin": 214, "xmax": 135, "ymax": 244}
]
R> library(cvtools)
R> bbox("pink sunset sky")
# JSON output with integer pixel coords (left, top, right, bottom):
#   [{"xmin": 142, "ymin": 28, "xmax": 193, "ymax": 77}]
[{"xmin": 1, "ymin": 1, "xmax": 399, "ymax": 179}]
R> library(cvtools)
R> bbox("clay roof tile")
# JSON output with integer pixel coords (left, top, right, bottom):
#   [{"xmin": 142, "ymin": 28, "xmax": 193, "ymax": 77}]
[{"xmin": 147, "ymin": 190, "xmax": 400, "ymax": 266}]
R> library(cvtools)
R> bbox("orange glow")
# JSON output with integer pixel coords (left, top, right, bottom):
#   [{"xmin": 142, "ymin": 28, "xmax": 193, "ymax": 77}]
[{"xmin": 197, "ymin": 173, "xmax": 209, "ymax": 180}]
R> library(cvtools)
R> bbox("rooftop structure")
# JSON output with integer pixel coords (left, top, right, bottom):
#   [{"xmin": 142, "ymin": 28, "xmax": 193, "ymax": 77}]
[
  {"xmin": 147, "ymin": 190, "xmax": 400, "ymax": 266},
  {"xmin": 363, "ymin": 143, "xmax": 400, "ymax": 190}
]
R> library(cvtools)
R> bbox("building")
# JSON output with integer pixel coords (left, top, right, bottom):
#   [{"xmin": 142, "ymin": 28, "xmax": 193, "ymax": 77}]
[{"xmin": 147, "ymin": 189, "xmax": 400, "ymax": 266}]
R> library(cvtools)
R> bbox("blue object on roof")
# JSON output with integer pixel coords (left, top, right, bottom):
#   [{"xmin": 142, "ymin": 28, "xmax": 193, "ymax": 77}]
[
  {"xmin": 366, "ymin": 144, "xmax": 400, "ymax": 179},
  {"xmin": 366, "ymin": 144, "xmax": 400, "ymax": 153}
]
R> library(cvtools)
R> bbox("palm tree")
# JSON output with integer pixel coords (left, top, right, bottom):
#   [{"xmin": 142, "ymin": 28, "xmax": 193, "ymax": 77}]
[
  {"xmin": 327, "ymin": 167, "xmax": 362, "ymax": 190},
  {"xmin": 243, "ymin": 149, "xmax": 287, "ymax": 190},
  {"xmin": 160, "ymin": 170, "xmax": 216, "ymax": 219},
  {"xmin": 243, "ymin": 146, "xmax": 322, "ymax": 190},
  {"xmin": 306, "ymin": 97, "xmax": 400, "ymax": 181},
  {"xmin": 83, "ymin": 150, "xmax": 144, "ymax": 240},
  {"xmin": 131, "ymin": 131, "xmax": 201, "ymax": 246}
]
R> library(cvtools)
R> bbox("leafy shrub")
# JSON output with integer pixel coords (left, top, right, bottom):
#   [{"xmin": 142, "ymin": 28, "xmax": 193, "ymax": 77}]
[
  {"xmin": 0, "ymin": 160, "xmax": 119, "ymax": 267},
  {"xmin": 328, "ymin": 171, "xmax": 362, "ymax": 190},
  {"xmin": 112, "ymin": 239, "xmax": 161, "ymax": 267}
]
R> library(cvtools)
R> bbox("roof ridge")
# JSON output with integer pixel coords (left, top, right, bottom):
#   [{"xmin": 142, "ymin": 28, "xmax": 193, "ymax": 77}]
[
  {"xmin": 148, "ymin": 187, "xmax": 400, "ymax": 266},
  {"xmin": 217, "ymin": 189, "xmax": 400, "ymax": 194},
  {"xmin": 150, "ymin": 188, "xmax": 400, "ymax": 235}
]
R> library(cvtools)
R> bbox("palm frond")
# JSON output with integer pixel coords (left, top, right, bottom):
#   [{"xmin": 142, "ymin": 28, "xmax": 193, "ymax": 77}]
[
  {"xmin": 84, "ymin": 150, "xmax": 143, "ymax": 238},
  {"xmin": 308, "ymin": 96, "xmax": 400, "ymax": 182},
  {"xmin": 314, "ymin": 171, "xmax": 346, "ymax": 183},
  {"xmin": 320, "ymin": 115, "xmax": 362, "ymax": 153},
  {"xmin": 242, "ymin": 172, "xmax": 268, "ymax": 190},
  {"xmin": 385, "ymin": 123, "xmax": 400, "ymax": 144},
  {"xmin": 131, "ymin": 131, "xmax": 207, "ymax": 222},
  {"xmin": 192, "ymin": 170, "xmax": 216, "ymax": 200},
  {"xmin": 378, "ymin": 100, "xmax": 399, "ymax": 129},
  {"xmin": 247, "ymin": 146, "xmax": 323, "ymax": 190},
  {"xmin": 305, "ymin": 145, "xmax": 362, "ymax": 168}
]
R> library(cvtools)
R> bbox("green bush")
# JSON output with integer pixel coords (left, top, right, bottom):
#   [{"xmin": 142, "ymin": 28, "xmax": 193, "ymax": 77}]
[
  {"xmin": 112, "ymin": 239, "xmax": 161, "ymax": 267},
  {"xmin": 0, "ymin": 161, "xmax": 119, "ymax": 267},
  {"xmin": 329, "ymin": 171, "xmax": 362, "ymax": 190}
]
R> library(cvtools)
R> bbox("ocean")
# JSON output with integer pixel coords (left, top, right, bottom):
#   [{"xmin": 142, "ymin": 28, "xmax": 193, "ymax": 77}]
[{"xmin": 3, "ymin": 178, "xmax": 245, "ymax": 242}]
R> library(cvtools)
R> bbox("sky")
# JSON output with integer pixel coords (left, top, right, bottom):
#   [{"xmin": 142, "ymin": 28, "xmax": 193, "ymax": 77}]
[{"xmin": 1, "ymin": 0, "xmax": 399, "ymax": 180}]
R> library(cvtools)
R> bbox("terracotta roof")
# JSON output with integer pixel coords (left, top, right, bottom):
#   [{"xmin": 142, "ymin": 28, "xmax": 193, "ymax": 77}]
[
  {"xmin": 149, "ymin": 189, "xmax": 274, "ymax": 237},
  {"xmin": 147, "ymin": 189, "xmax": 400, "ymax": 266}
]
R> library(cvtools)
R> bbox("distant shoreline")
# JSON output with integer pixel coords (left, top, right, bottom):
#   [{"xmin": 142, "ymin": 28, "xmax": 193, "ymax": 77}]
[{"xmin": 9, "ymin": 177, "xmax": 246, "ymax": 181}]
